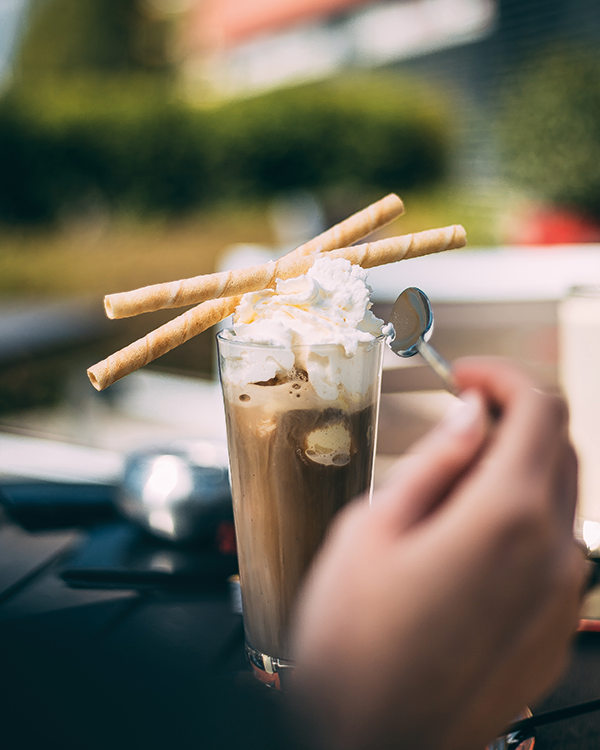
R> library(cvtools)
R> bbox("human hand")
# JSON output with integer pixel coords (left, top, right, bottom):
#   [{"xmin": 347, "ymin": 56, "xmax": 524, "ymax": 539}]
[{"xmin": 290, "ymin": 358, "xmax": 587, "ymax": 750}]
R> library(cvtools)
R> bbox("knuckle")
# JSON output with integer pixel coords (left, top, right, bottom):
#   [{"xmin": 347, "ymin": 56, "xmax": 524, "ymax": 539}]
[
  {"xmin": 534, "ymin": 390, "xmax": 569, "ymax": 431},
  {"xmin": 538, "ymin": 537, "xmax": 586, "ymax": 599},
  {"xmin": 565, "ymin": 543, "xmax": 589, "ymax": 590},
  {"xmin": 485, "ymin": 485, "xmax": 564, "ymax": 567},
  {"xmin": 503, "ymin": 480, "xmax": 551, "ymax": 531}
]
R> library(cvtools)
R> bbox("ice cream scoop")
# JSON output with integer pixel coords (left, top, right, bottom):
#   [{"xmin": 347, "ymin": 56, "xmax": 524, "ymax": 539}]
[{"xmin": 388, "ymin": 287, "xmax": 457, "ymax": 395}]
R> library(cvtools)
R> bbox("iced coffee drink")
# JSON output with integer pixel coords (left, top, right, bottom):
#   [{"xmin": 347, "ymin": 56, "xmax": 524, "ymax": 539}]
[{"xmin": 217, "ymin": 257, "xmax": 387, "ymax": 686}]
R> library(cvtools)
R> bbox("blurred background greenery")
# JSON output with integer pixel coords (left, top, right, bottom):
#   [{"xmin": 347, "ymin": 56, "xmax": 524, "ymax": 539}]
[{"xmin": 1, "ymin": 0, "xmax": 600, "ymax": 414}]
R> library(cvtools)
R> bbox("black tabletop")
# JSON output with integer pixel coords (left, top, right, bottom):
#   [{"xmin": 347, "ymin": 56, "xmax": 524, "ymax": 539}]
[{"xmin": 1, "ymin": 483, "xmax": 600, "ymax": 750}]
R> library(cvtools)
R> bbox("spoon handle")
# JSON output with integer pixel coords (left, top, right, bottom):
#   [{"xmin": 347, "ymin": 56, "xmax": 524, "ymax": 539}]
[{"xmin": 416, "ymin": 340, "xmax": 458, "ymax": 396}]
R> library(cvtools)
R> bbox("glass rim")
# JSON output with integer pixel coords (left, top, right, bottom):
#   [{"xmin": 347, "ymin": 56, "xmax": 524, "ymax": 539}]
[{"xmin": 216, "ymin": 329, "xmax": 386, "ymax": 352}]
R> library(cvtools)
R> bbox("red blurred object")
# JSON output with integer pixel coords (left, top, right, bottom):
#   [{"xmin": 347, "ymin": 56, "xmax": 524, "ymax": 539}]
[
  {"xmin": 578, "ymin": 619, "xmax": 600, "ymax": 633},
  {"xmin": 189, "ymin": 0, "xmax": 374, "ymax": 49},
  {"xmin": 215, "ymin": 520, "xmax": 237, "ymax": 556},
  {"xmin": 512, "ymin": 207, "xmax": 600, "ymax": 245},
  {"xmin": 251, "ymin": 663, "xmax": 282, "ymax": 689}
]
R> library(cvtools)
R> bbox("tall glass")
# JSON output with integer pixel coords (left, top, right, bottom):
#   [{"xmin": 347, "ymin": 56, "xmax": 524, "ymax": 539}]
[{"xmin": 217, "ymin": 332, "xmax": 384, "ymax": 688}]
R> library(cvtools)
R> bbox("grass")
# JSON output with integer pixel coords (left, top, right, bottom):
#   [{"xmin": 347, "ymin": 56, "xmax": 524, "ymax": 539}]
[
  {"xmin": 0, "ymin": 203, "xmax": 275, "ymax": 298},
  {"xmin": 386, "ymin": 186, "xmax": 507, "ymax": 248}
]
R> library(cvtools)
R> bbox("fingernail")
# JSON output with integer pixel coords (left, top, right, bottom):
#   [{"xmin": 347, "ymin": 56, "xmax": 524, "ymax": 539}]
[{"xmin": 438, "ymin": 390, "xmax": 482, "ymax": 434}]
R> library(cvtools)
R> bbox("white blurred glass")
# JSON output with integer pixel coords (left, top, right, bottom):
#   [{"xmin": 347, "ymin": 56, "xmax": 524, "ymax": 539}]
[{"xmin": 559, "ymin": 285, "xmax": 600, "ymax": 539}]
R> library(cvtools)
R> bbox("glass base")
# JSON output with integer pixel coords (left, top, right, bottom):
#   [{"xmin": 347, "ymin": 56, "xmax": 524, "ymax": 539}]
[{"xmin": 246, "ymin": 642, "xmax": 294, "ymax": 691}]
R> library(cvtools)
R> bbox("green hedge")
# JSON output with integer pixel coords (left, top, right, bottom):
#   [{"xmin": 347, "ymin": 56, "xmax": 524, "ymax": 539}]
[
  {"xmin": 0, "ymin": 75, "xmax": 450, "ymax": 224},
  {"xmin": 499, "ymin": 47, "xmax": 600, "ymax": 219}
]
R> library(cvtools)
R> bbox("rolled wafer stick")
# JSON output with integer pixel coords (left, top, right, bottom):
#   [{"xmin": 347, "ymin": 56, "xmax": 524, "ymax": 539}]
[
  {"xmin": 90, "ymin": 193, "xmax": 404, "ymax": 390},
  {"xmin": 105, "ymin": 193, "xmax": 404, "ymax": 319},
  {"xmin": 327, "ymin": 223, "xmax": 466, "ymax": 268},
  {"xmin": 87, "ymin": 295, "xmax": 242, "ymax": 392},
  {"xmin": 106, "ymin": 223, "xmax": 465, "ymax": 318},
  {"xmin": 87, "ymin": 224, "xmax": 465, "ymax": 391}
]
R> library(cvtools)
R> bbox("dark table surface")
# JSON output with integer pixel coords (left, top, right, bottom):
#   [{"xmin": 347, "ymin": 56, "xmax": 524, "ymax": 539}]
[{"xmin": 2, "ymin": 483, "xmax": 600, "ymax": 750}]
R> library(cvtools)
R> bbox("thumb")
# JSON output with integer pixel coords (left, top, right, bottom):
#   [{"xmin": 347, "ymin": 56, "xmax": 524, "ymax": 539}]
[{"xmin": 373, "ymin": 390, "xmax": 489, "ymax": 533}]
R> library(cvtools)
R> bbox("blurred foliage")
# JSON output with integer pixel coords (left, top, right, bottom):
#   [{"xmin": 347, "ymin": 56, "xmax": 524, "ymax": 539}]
[
  {"xmin": 15, "ymin": 0, "xmax": 175, "ymax": 75},
  {"xmin": 0, "ymin": 72, "xmax": 451, "ymax": 225},
  {"xmin": 499, "ymin": 46, "xmax": 600, "ymax": 219},
  {"xmin": 2, "ymin": 0, "xmax": 452, "ymax": 225}
]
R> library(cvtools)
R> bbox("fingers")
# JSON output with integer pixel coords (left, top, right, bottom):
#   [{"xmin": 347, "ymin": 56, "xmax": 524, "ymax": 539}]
[
  {"xmin": 372, "ymin": 389, "xmax": 489, "ymax": 533},
  {"xmin": 431, "ymin": 360, "xmax": 584, "ymax": 651},
  {"xmin": 452, "ymin": 357, "xmax": 576, "ymax": 524},
  {"xmin": 453, "ymin": 358, "xmax": 569, "ymax": 459},
  {"xmin": 373, "ymin": 357, "xmax": 577, "ymax": 547},
  {"xmin": 452, "ymin": 356, "xmax": 547, "ymax": 407}
]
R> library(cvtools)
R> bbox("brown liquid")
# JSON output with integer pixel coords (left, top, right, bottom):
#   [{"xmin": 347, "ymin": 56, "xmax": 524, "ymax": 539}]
[{"xmin": 224, "ymin": 384, "xmax": 377, "ymax": 659}]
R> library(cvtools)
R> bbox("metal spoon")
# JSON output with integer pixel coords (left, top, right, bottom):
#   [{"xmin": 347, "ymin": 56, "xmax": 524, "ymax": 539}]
[{"xmin": 388, "ymin": 287, "xmax": 458, "ymax": 396}]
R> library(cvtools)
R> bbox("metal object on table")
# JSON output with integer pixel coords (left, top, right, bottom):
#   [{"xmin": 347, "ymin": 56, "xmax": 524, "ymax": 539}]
[
  {"xmin": 487, "ymin": 707, "xmax": 535, "ymax": 750},
  {"xmin": 488, "ymin": 694, "xmax": 600, "ymax": 749},
  {"xmin": 487, "ymin": 730, "xmax": 534, "ymax": 750},
  {"xmin": 387, "ymin": 287, "xmax": 458, "ymax": 396},
  {"xmin": 116, "ymin": 439, "xmax": 232, "ymax": 544}
]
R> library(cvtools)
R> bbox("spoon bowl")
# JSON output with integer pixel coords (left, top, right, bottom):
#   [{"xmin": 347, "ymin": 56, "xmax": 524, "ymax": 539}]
[
  {"xmin": 388, "ymin": 287, "xmax": 434, "ymax": 357},
  {"xmin": 388, "ymin": 287, "xmax": 457, "ymax": 395}
]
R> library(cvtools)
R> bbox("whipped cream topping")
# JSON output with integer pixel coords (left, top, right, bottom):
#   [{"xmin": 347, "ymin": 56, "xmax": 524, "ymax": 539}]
[
  {"xmin": 221, "ymin": 257, "xmax": 389, "ymax": 400},
  {"xmin": 231, "ymin": 257, "xmax": 388, "ymax": 350}
]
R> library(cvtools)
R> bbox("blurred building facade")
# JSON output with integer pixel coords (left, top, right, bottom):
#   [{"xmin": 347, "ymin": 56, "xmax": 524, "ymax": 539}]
[
  {"xmin": 180, "ymin": 0, "xmax": 600, "ymax": 95},
  {"xmin": 181, "ymin": 0, "xmax": 498, "ymax": 95}
]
